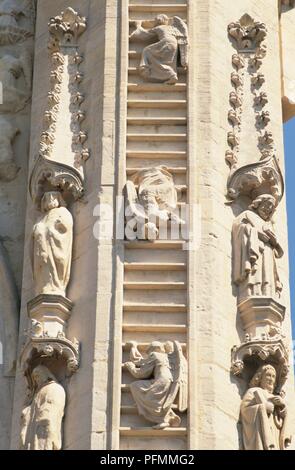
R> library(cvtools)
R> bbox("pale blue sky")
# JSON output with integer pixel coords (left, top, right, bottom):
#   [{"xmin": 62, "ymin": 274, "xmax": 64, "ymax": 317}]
[{"xmin": 284, "ymin": 118, "xmax": 295, "ymax": 339}]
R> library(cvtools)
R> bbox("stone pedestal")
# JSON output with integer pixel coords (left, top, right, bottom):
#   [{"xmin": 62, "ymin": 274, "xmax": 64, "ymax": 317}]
[
  {"xmin": 27, "ymin": 294, "xmax": 73, "ymax": 338},
  {"xmin": 238, "ymin": 297, "xmax": 285, "ymax": 341}
]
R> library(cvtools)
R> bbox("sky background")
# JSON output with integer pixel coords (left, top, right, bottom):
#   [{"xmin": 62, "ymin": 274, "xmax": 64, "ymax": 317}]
[{"xmin": 284, "ymin": 118, "xmax": 295, "ymax": 340}]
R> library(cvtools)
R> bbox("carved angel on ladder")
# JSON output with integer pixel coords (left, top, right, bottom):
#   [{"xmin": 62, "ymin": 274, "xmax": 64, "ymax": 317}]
[
  {"xmin": 124, "ymin": 340, "xmax": 188, "ymax": 429},
  {"xmin": 129, "ymin": 15, "xmax": 188, "ymax": 84}
]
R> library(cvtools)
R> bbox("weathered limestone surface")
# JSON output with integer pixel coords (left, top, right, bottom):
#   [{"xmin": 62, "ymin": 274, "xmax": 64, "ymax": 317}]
[{"xmin": 0, "ymin": 0, "xmax": 294, "ymax": 451}]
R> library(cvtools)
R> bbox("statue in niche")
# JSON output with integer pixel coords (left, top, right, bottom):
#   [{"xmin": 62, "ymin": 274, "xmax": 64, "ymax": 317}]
[
  {"xmin": 125, "ymin": 166, "xmax": 185, "ymax": 240},
  {"xmin": 129, "ymin": 15, "xmax": 188, "ymax": 84},
  {"xmin": 123, "ymin": 341, "xmax": 187, "ymax": 429},
  {"xmin": 32, "ymin": 191, "xmax": 73, "ymax": 297},
  {"xmin": 0, "ymin": 117, "xmax": 20, "ymax": 181},
  {"xmin": 20, "ymin": 365, "xmax": 66, "ymax": 450},
  {"xmin": 240, "ymin": 364, "xmax": 291, "ymax": 450},
  {"xmin": 232, "ymin": 194, "xmax": 283, "ymax": 302}
]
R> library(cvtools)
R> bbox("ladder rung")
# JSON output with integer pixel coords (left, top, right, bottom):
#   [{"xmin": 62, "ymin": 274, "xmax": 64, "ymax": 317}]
[
  {"xmin": 123, "ymin": 324, "xmax": 187, "ymax": 333},
  {"xmin": 124, "ymin": 262, "xmax": 186, "ymax": 271},
  {"xmin": 128, "ymin": 99, "xmax": 187, "ymax": 109},
  {"xmin": 127, "ymin": 133, "xmax": 187, "ymax": 142},
  {"xmin": 123, "ymin": 303, "xmax": 187, "ymax": 313},
  {"xmin": 127, "ymin": 117, "xmax": 187, "ymax": 126},
  {"xmin": 126, "ymin": 150, "xmax": 187, "ymax": 159}
]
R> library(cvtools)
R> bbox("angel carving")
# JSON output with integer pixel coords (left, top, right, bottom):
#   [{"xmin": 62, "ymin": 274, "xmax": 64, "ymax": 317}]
[
  {"xmin": 123, "ymin": 341, "xmax": 188, "ymax": 429},
  {"xmin": 129, "ymin": 15, "xmax": 188, "ymax": 84},
  {"xmin": 125, "ymin": 166, "xmax": 185, "ymax": 240}
]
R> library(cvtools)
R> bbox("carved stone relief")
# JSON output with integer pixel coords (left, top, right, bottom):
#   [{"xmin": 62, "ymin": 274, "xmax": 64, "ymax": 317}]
[
  {"xmin": 30, "ymin": 7, "xmax": 88, "ymax": 205},
  {"xmin": 20, "ymin": 365, "xmax": 66, "ymax": 450},
  {"xmin": 232, "ymin": 194, "xmax": 283, "ymax": 302},
  {"xmin": 123, "ymin": 341, "xmax": 187, "ymax": 429},
  {"xmin": 32, "ymin": 191, "xmax": 73, "ymax": 297},
  {"xmin": 240, "ymin": 365, "xmax": 291, "ymax": 450},
  {"xmin": 227, "ymin": 15, "xmax": 291, "ymax": 449},
  {"xmin": 20, "ymin": 7, "xmax": 87, "ymax": 450},
  {"xmin": 125, "ymin": 166, "xmax": 185, "ymax": 240},
  {"xmin": 225, "ymin": 14, "xmax": 272, "ymax": 173},
  {"xmin": 129, "ymin": 15, "xmax": 188, "ymax": 84}
]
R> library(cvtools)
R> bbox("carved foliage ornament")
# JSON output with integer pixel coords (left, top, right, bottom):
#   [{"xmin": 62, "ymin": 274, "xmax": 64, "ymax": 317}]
[
  {"xmin": 30, "ymin": 7, "xmax": 87, "ymax": 205},
  {"xmin": 228, "ymin": 14, "xmax": 267, "ymax": 52},
  {"xmin": 48, "ymin": 7, "xmax": 86, "ymax": 47}
]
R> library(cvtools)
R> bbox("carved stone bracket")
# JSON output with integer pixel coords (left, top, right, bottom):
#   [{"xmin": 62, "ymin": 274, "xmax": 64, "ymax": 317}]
[
  {"xmin": 227, "ymin": 154, "xmax": 284, "ymax": 203},
  {"xmin": 231, "ymin": 339, "xmax": 289, "ymax": 392},
  {"xmin": 21, "ymin": 293, "xmax": 79, "ymax": 376},
  {"xmin": 29, "ymin": 154, "xmax": 84, "ymax": 206},
  {"xmin": 30, "ymin": 7, "xmax": 88, "ymax": 205},
  {"xmin": 238, "ymin": 297, "xmax": 285, "ymax": 340},
  {"xmin": 20, "ymin": 336, "xmax": 80, "ymax": 377}
]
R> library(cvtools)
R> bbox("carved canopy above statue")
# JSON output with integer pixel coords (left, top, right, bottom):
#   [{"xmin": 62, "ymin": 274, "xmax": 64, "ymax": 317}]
[{"xmin": 227, "ymin": 154, "xmax": 284, "ymax": 204}]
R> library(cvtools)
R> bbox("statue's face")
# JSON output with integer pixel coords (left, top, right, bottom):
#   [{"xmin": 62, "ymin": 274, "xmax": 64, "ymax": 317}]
[
  {"xmin": 260, "ymin": 367, "xmax": 276, "ymax": 393},
  {"xmin": 155, "ymin": 15, "xmax": 168, "ymax": 26},
  {"xmin": 43, "ymin": 192, "xmax": 60, "ymax": 211},
  {"xmin": 257, "ymin": 198, "xmax": 275, "ymax": 221},
  {"xmin": 32, "ymin": 367, "xmax": 46, "ymax": 387}
]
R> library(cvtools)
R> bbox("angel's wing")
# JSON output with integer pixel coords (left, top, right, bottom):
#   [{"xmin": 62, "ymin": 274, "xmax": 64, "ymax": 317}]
[
  {"xmin": 172, "ymin": 16, "xmax": 189, "ymax": 68},
  {"xmin": 163, "ymin": 341, "xmax": 188, "ymax": 412}
]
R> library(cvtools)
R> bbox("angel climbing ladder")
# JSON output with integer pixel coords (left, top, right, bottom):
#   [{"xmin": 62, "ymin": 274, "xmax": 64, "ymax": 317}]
[{"xmin": 129, "ymin": 14, "xmax": 188, "ymax": 84}]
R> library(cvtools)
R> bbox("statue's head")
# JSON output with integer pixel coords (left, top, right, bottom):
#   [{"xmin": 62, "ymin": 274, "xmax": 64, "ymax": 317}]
[
  {"xmin": 31, "ymin": 365, "xmax": 56, "ymax": 388},
  {"xmin": 250, "ymin": 194, "xmax": 276, "ymax": 221},
  {"xmin": 148, "ymin": 341, "xmax": 165, "ymax": 354},
  {"xmin": 155, "ymin": 14, "xmax": 169, "ymax": 26},
  {"xmin": 41, "ymin": 191, "xmax": 66, "ymax": 212},
  {"xmin": 250, "ymin": 364, "xmax": 277, "ymax": 393}
]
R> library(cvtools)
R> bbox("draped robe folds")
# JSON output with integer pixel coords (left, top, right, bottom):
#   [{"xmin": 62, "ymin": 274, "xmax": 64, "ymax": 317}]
[
  {"xmin": 32, "ymin": 207, "xmax": 73, "ymax": 296},
  {"xmin": 20, "ymin": 381, "xmax": 66, "ymax": 450},
  {"xmin": 131, "ymin": 26, "xmax": 179, "ymax": 83},
  {"xmin": 129, "ymin": 351, "xmax": 181, "ymax": 426},
  {"xmin": 240, "ymin": 387, "xmax": 291, "ymax": 450},
  {"xmin": 232, "ymin": 210, "xmax": 283, "ymax": 301}
]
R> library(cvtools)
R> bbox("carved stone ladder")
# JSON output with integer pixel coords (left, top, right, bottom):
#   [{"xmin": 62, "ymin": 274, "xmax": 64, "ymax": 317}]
[{"xmin": 119, "ymin": 0, "xmax": 189, "ymax": 450}]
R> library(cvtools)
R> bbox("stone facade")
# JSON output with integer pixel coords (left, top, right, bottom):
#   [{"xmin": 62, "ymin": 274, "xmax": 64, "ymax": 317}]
[{"xmin": 0, "ymin": 0, "xmax": 294, "ymax": 450}]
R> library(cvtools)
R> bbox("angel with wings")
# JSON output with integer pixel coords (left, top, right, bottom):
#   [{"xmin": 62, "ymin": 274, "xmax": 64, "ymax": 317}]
[
  {"xmin": 129, "ymin": 15, "xmax": 188, "ymax": 84},
  {"xmin": 124, "ymin": 341, "xmax": 188, "ymax": 429}
]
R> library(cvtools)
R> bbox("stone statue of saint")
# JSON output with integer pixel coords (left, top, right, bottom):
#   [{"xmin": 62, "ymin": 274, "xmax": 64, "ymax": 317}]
[
  {"xmin": 123, "ymin": 341, "xmax": 187, "ymax": 429},
  {"xmin": 20, "ymin": 365, "xmax": 66, "ymax": 450},
  {"xmin": 232, "ymin": 194, "xmax": 284, "ymax": 302},
  {"xmin": 32, "ymin": 191, "xmax": 73, "ymax": 297},
  {"xmin": 240, "ymin": 364, "xmax": 291, "ymax": 450},
  {"xmin": 129, "ymin": 15, "xmax": 188, "ymax": 84}
]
